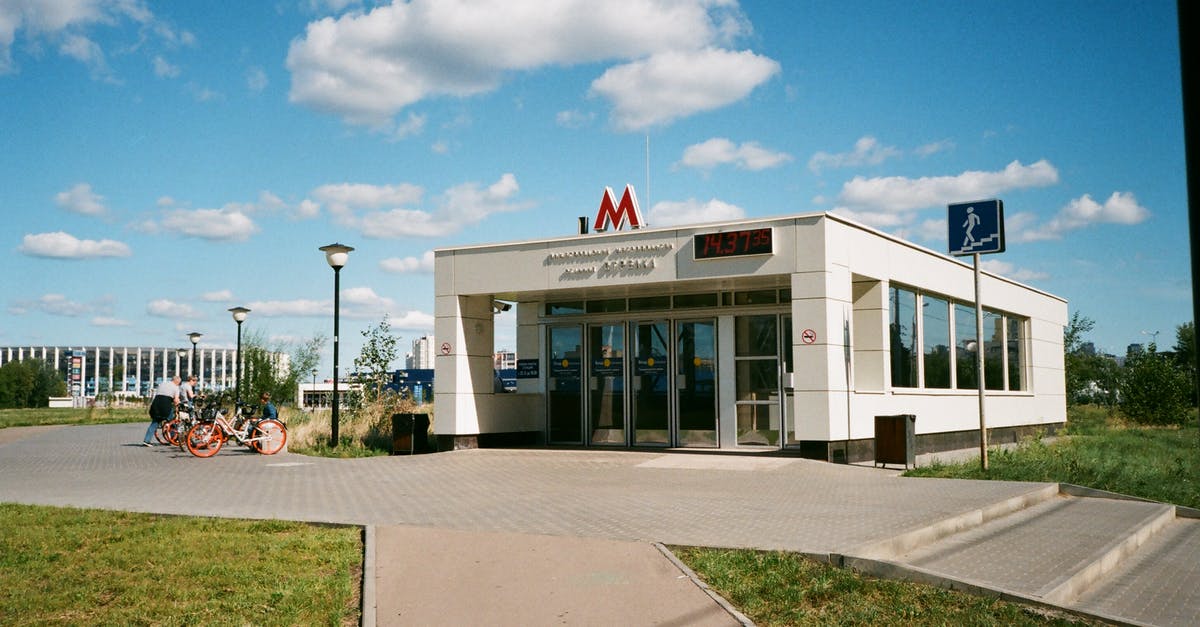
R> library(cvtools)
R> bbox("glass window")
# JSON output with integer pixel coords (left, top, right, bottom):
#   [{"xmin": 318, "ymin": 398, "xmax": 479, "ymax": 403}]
[
  {"xmin": 889, "ymin": 286, "xmax": 919, "ymax": 388},
  {"xmin": 585, "ymin": 298, "xmax": 626, "ymax": 313},
  {"xmin": 984, "ymin": 310, "xmax": 1004, "ymax": 390},
  {"xmin": 955, "ymin": 302, "xmax": 978, "ymax": 390},
  {"xmin": 673, "ymin": 293, "xmax": 718, "ymax": 308},
  {"xmin": 922, "ymin": 295, "xmax": 951, "ymax": 388},
  {"xmin": 546, "ymin": 301, "xmax": 585, "ymax": 316},
  {"xmin": 735, "ymin": 315, "xmax": 777, "ymax": 357},
  {"xmin": 1007, "ymin": 316, "xmax": 1025, "ymax": 391},
  {"xmin": 734, "ymin": 290, "xmax": 778, "ymax": 306},
  {"xmin": 629, "ymin": 295, "xmax": 671, "ymax": 311}
]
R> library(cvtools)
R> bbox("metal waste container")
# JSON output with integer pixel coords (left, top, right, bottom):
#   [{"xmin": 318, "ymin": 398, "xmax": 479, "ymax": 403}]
[
  {"xmin": 392, "ymin": 413, "xmax": 432, "ymax": 455},
  {"xmin": 874, "ymin": 414, "xmax": 915, "ymax": 468}
]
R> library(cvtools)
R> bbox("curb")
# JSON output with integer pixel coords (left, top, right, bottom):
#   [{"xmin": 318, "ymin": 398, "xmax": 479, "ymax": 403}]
[
  {"xmin": 654, "ymin": 543, "xmax": 756, "ymax": 627},
  {"xmin": 362, "ymin": 525, "xmax": 376, "ymax": 627}
]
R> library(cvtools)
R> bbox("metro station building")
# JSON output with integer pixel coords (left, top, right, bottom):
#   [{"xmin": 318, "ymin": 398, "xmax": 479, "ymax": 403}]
[{"xmin": 433, "ymin": 187, "xmax": 1066, "ymax": 461}]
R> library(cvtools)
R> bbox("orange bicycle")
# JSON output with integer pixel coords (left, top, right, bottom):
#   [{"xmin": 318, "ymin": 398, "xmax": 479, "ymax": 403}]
[{"xmin": 184, "ymin": 402, "xmax": 286, "ymax": 458}]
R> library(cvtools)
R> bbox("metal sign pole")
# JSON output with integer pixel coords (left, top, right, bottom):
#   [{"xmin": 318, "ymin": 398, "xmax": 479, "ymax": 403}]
[{"xmin": 974, "ymin": 252, "xmax": 989, "ymax": 471}]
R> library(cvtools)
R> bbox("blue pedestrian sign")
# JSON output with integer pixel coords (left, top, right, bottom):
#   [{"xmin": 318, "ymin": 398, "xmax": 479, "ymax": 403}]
[{"xmin": 948, "ymin": 199, "xmax": 1005, "ymax": 256}]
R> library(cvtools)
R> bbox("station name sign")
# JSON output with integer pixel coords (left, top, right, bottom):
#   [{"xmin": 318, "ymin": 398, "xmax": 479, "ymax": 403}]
[{"xmin": 693, "ymin": 228, "xmax": 773, "ymax": 260}]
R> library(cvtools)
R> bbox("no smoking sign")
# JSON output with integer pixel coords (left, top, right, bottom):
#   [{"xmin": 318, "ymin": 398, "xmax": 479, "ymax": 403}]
[{"xmin": 801, "ymin": 329, "xmax": 817, "ymax": 344}]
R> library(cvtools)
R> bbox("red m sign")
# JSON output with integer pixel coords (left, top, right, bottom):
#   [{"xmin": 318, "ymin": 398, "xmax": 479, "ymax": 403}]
[{"xmin": 593, "ymin": 184, "xmax": 644, "ymax": 232}]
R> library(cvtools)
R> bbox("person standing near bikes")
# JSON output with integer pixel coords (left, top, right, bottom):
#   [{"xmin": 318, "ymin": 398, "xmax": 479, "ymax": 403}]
[
  {"xmin": 259, "ymin": 392, "xmax": 277, "ymax": 423},
  {"xmin": 143, "ymin": 375, "xmax": 180, "ymax": 447},
  {"xmin": 179, "ymin": 375, "xmax": 197, "ymax": 407}
]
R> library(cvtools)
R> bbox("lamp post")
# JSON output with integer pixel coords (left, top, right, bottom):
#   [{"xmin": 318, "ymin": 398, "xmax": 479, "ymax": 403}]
[
  {"xmin": 311, "ymin": 368, "xmax": 318, "ymax": 409},
  {"xmin": 229, "ymin": 307, "xmax": 250, "ymax": 406},
  {"xmin": 320, "ymin": 243, "xmax": 353, "ymax": 446},
  {"xmin": 176, "ymin": 348, "xmax": 188, "ymax": 380},
  {"xmin": 187, "ymin": 332, "xmax": 202, "ymax": 384}
]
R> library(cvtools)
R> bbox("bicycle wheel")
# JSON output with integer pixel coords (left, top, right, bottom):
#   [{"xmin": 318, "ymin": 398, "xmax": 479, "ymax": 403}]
[
  {"xmin": 250, "ymin": 419, "xmax": 287, "ymax": 455},
  {"xmin": 161, "ymin": 419, "xmax": 181, "ymax": 446},
  {"xmin": 185, "ymin": 422, "xmax": 223, "ymax": 458},
  {"xmin": 154, "ymin": 420, "xmax": 170, "ymax": 444}
]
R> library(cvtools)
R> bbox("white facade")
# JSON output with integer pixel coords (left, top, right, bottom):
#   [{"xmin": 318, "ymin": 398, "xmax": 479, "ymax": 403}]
[{"xmin": 433, "ymin": 212, "xmax": 1066, "ymax": 459}]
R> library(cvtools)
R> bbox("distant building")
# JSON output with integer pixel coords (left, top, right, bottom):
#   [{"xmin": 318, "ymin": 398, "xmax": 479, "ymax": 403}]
[
  {"xmin": 494, "ymin": 350, "xmax": 517, "ymax": 370},
  {"xmin": 0, "ymin": 345, "xmax": 279, "ymax": 398},
  {"xmin": 406, "ymin": 335, "xmax": 435, "ymax": 369}
]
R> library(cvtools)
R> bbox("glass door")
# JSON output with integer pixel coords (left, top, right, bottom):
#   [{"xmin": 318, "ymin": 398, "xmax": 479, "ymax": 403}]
[
  {"xmin": 633, "ymin": 321, "xmax": 670, "ymax": 445},
  {"xmin": 588, "ymin": 323, "xmax": 626, "ymax": 445},
  {"xmin": 735, "ymin": 314, "xmax": 781, "ymax": 446},
  {"xmin": 676, "ymin": 319, "xmax": 717, "ymax": 447},
  {"xmin": 547, "ymin": 325, "xmax": 583, "ymax": 443}
]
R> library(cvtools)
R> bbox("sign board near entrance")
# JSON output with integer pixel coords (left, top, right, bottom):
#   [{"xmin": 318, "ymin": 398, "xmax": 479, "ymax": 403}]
[
  {"xmin": 516, "ymin": 359, "xmax": 539, "ymax": 379},
  {"xmin": 948, "ymin": 199, "xmax": 1005, "ymax": 256},
  {"xmin": 693, "ymin": 228, "xmax": 773, "ymax": 260}
]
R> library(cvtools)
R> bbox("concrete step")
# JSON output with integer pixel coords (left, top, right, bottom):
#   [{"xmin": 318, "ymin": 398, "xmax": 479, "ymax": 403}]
[
  {"xmin": 1072, "ymin": 516, "xmax": 1200, "ymax": 627},
  {"xmin": 891, "ymin": 495, "xmax": 1174, "ymax": 603}
]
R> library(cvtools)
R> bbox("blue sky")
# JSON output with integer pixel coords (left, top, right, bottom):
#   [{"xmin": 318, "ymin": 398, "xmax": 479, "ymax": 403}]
[{"xmin": 0, "ymin": 0, "xmax": 1188, "ymax": 371}]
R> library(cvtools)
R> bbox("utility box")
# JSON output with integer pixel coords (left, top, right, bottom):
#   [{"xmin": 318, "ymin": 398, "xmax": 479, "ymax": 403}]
[
  {"xmin": 392, "ymin": 413, "xmax": 432, "ymax": 455},
  {"xmin": 874, "ymin": 414, "xmax": 916, "ymax": 469}
]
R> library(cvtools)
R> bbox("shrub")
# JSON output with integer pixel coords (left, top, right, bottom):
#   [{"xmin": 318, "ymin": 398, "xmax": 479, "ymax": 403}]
[{"xmin": 1119, "ymin": 348, "xmax": 1191, "ymax": 425}]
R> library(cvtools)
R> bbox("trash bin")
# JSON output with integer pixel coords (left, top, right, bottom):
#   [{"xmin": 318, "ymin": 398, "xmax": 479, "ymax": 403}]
[
  {"xmin": 392, "ymin": 413, "xmax": 431, "ymax": 455},
  {"xmin": 874, "ymin": 414, "xmax": 915, "ymax": 469}
]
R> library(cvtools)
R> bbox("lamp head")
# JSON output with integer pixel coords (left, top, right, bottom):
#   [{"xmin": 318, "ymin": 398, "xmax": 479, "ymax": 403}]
[
  {"xmin": 188, "ymin": 332, "xmax": 202, "ymax": 345},
  {"xmin": 229, "ymin": 306, "xmax": 251, "ymax": 323},
  {"xmin": 177, "ymin": 348, "xmax": 189, "ymax": 358},
  {"xmin": 320, "ymin": 243, "xmax": 354, "ymax": 269}
]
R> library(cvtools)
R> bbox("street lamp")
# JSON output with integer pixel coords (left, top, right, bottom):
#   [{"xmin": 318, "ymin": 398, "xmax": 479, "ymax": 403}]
[
  {"xmin": 311, "ymin": 368, "xmax": 318, "ymax": 409},
  {"xmin": 229, "ymin": 307, "xmax": 251, "ymax": 405},
  {"xmin": 320, "ymin": 243, "xmax": 353, "ymax": 446},
  {"xmin": 187, "ymin": 332, "xmax": 202, "ymax": 384},
  {"xmin": 176, "ymin": 348, "xmax": 188, "ymax": 379}
]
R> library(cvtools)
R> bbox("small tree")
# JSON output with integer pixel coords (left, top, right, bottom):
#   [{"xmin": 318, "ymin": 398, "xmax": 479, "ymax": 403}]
[
  {"xmin": 1119, "ymin": 344, "xmax": 1191, "ymax": 425},
  {"xmin": 354, "ymin": 315, "xmax": 399, "ymax": 402}
]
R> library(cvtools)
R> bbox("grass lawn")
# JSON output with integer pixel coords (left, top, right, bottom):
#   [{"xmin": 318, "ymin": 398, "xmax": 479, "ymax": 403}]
[
  {"xmin": 0, "ymin": 406, "xmax": 146, "ymax": 428},
  {"xmin": 905, "ymin": 405, "xmax": 1200, "ymax": 509},
  {"xmin": 0, "ymin": 504, "xmax": 361, "ymax": 626},
  {"xmin": 672, "ymin": 547, "xmax": 1090, "ymax": 626}
]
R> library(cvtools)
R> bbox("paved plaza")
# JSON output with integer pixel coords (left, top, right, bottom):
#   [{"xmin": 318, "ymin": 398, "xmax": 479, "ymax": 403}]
[{"xmin": 1, "ymin": 423, "xmax": 1196, "ymax": 625}]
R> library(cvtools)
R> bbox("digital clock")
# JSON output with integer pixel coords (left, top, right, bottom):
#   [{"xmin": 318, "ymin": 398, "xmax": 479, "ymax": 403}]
[{"xmin": 693, "ymin": 228, "xmax": 773, "ymax": 260}]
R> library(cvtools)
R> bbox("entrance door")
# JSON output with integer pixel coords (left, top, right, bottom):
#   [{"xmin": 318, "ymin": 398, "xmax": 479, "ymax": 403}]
[
  {"xmin": 735, "ymin": 314, "xmax": 781, "ymax": 446},
  {"xmin": 588, "ymin": 323, "xmax": 626, "ymax": 445},
  {"xmin": 633, "ymin": 321, "xmax": 670, "ymax": 445},
  {"xmin": 676, "ymin": 319, "xmax": 717, "ymax": 447},
  {"xmin": 547, "ymin": 325, "xmax": 583, "ymax": 443}
]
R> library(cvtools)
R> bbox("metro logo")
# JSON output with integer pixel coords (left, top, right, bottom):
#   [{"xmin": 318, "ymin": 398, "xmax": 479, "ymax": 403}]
[{"xmin": 593, "ymin": 184, "xmax": 644, "ymax": 232}]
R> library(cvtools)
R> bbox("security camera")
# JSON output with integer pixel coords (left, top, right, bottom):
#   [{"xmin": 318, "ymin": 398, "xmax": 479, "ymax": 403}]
[{"xmin": 492, "ymin": 300, "xmax": 512, "ymax": 313}]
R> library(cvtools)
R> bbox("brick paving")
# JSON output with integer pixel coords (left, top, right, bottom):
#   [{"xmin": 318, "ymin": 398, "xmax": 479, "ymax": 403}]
[{"xmin": 1, "ymin": 423, "xmax": 1197, "ymax": 625}]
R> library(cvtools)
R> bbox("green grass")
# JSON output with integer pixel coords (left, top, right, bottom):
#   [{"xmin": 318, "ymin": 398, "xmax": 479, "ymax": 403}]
[
  {"xmin": 905, "ymin": 405, "xmax": 1200, "ymax": 509},
  {"xmin": 671, "ymin": 547, "xmax": 1090, "ymax": 626},
  {"xmin": 0, "ymin": 503, "xmax": 361, "ymax": 626},
  {"xmin": 0, "ymin": 406, "xmax": 148, "ymax": 428}
]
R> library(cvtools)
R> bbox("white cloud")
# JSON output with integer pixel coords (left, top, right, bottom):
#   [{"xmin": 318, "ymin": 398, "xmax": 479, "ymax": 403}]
[
  {"xmin": 980, "ymin": 259, "xmax": 1049, "ymax": 283},
  {"xmin": 1012, "ymin": 192, "xmax": 1150, "ymax": 243},
  {"xmin": 828, "ymin": 208, "xmax": 909, "ymax": 229},
  {"xmin": 201, "ymin": 290, "xmax": 234, "ymax": 302},
  {"xmin": 160, "ymin": 208, "xmax": 259, "ymax": 241},
  {"xmin": 153, "ymin": 55, "xmax": 179, "ymax": 78},
  {"xmin": 245, "ymin": 299, "xmax": 329, "ymax": 317},
  {"xmin": 286, "ymin": 0, "xmax": 773, "ymax": 130},
  {"xmin": 0, "ymin": 0, "xmax": 190, "ymax": 76},
  {"xmin": 246, "ymin": 66, "xmax": 267, "ymax": 91},
  {"xmin": 18, "ymin": 231, "xmax": 131, "ymax": 259},
  {"xmin": 380, "ymin": 250, "xmax": 435, "ymax": 273},
  {"xmin": 678, "ymin": 138, "xmax": 792, "ymax": 171},
  {"xmin": 834, "ymin": 159, "xmax": 1060, "ymax": 214},
  {"xmin": 915, "ymin": 139, "xmax": 955, "ymax": 157},
  {"xmin": 808, "ymin": 136, "xmax": 903, "ymax": 174},
  {"xmin": 316, "ymin": 173, "xmax": 527, "ymax": 238},
  {"xmin": 648, "ymin": 198, "xmax": 745, "ymax": 227},
  {"xmin": 295, "ymin": 198, "xmax": 321, "ymax": 219},
  {"xmin": 16, "ymin": 294, "xmax": 90, "ymax": 317},
  {"xmin": 93, "ymin": 316, "xmax": 132, "ymax": 327},
  {"xmin": 54, "ymin": 183, "xmax": 107, "ymax": 216},
  {"xmin": 592, "ymin": 48, "xmax": 779, "ymax": 130},
  {"xmin": 555, "ymin": 109, "xmax": 594, "ymax": 129},
  {"xmin": 146, "ymin": 299, "xmax": 201, "ymax": 319}
]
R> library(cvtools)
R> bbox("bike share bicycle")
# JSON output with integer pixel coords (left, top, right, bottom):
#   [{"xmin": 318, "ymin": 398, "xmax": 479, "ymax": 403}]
[{"xmin": 183, "ymin": 397, "xmax": 287, "ymax": 458}]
